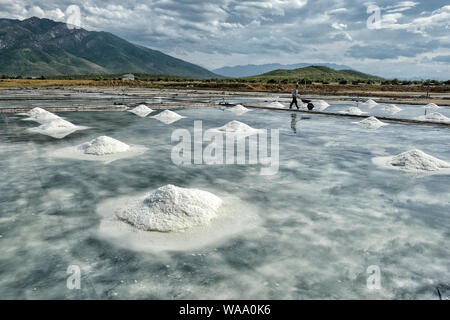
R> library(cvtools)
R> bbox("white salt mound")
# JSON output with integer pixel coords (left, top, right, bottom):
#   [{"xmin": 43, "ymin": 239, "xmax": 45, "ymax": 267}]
[
  {"xmin": 216, "ymin": 120, "xmax": 260, "ymax": 136},
  {"xmin": 25, "ymin": 107, "xmax": 61, "ymax": 123},
  {"xmin": 79, "ymin": 136, "xmax": 130, "ymax": 156},
  {"xmin": 423, "ymin": 103, "xmax": 440, "ymax": 110},
  {"xmin": 312, "ymin": 100, "xmax": 330, "ymax": 111},
  {"xmin": 354, "ymin": 116, "xmax": 388, "ymax": 129},
  {"xmin": 417, "ymin": 112, "xmax": 450, "ymax": 123},
  {"xmin": 267, "ymin": 101, "xmax": 286, "ymax": 108},
  {"xmin": 129, "ymin": 105, "xmax": 154, "ymax": 117},
  {"xmin": 152, "ymin": 110, "xmax": 184, "ymax": 124},
  {"xmin": 362, "ymin": 99, "xmax": 378, "ymax": 108},
  {"xmin": 389, "ymin": 149, "xmax": 450, "ymax": 172},
  {"xmin": 39, "ymin": 118, "xmax": 76, "ymax": 130},
  {"xmin": 117, "ymin": 185, "xmax": 223, "ymax": 232},
  {"xmin": 384, "ymin": 104, "xmax": 402, "ymax": 115},
  {"xmin": 340, "ymin": 106, "xmax": 366, "ymax": 115},
  {"xmin": 229, "ymin": 104, "xmax": 249, "ymax": 115},
  {"xmin": 27, "ymin": 118, "xmax": 80, "ymax": 139}
]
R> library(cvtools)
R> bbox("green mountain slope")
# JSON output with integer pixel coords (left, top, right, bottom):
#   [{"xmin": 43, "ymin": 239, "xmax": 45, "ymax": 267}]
[
  {"xmin": 244, "ymin": 65, "xmax": 383, "ymax": 82},
  {"xmin": 0, "ymin": 17, "xmax": 218, "ymax": 78}
]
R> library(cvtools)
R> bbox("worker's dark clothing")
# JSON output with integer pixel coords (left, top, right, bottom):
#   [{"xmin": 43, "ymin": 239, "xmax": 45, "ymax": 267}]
[
  {"xmin": 290, "ymin": 88, "xmax": 299, "ymax": 110},
  {"xmin": 290, "ymin": 97, "xmax": 299, "ymax": 109}
]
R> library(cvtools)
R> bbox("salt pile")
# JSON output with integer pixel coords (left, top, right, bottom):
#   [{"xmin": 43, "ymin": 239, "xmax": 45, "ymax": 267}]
[
  {"xmin": 129, "ymin": 105, "xmax": 154, "ymax": 117},
  {"xmin": 27, "ymin": 118, "xmax": 83, "ymax": 139},
  {"xmin": 117, "ymin": 185, "xmax": 223, "ymax": 232},
  {"xmin": 373, "ymin": 149, "xmax": 450, "ymax": 173},
  {"xmin": 312, "ymin": 100, "xmax": 330, "ymax": 111},
  {"xmin": 353, "ymin": 116, "xmax": 388, "ymax": 129},
  {"xmin": 78, "ymin": 136, "xmax": 130, "ymax": 155},
  {"xmin": 361, "ymin": 99, "xmax": 378, "ymax": 109},
  {"xmin": 229, "ymin": 104, "xmax": 249, "ymax": 115},
  {"xmin": 49, "ymin": 136, "xmax": 148, "ymax": 163},
  {"xmin": 214, "ymin": 120, "xmax": 261, "ymax": 137},
  {"xmin": 23, "ymin": 107, "xmax": 61, "ymax": 124},
  {"xmin": 267, "ymin": 101, "xmax": 286, "ymax": 108},
  {"xmin": 339, "ymin": 106, "xmax": 366, "ymax": 115},
  {"xmin": 384, "ymin": 104, "xmax": 402, "ymax": 115},
  {"xmin": 423, "ymin": 103, "xmax": 440, "ymax": 110},
  {"xmin": 151, "ymin": 110, "xmax": 184, "ymax": 124},
  {"xmin": 416, "ymin": 112, "xmax": 450, "ymax": 123}
]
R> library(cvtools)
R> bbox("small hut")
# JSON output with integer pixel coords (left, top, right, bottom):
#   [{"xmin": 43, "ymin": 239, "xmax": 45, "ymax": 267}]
[{"xmin": 122, "ymin": 74, "xmax": 135, "ymax": 81}]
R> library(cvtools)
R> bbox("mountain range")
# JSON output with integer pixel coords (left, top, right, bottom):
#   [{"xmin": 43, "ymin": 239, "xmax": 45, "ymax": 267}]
[
  {"xmin": 0, "ymin": 17, "xmax": 218, "ymax": 78},
  {"xmin": 213, "ymin": 62, "xmax": 353, "ymax": 78}
]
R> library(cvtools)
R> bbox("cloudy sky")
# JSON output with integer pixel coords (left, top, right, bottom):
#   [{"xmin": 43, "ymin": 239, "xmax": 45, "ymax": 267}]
[{"xmin": 1, "ymin": 0, "xmax": 450, "ymax": 79}]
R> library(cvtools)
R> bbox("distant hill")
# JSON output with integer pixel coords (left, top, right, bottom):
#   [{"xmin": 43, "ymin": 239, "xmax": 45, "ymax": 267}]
[
  {"xmin": 0, "ymin": 17, "xmax": 218, "ymax": 78},
  {"xmin": 244, "ymin": 65, "xmax": 383, "ymax": 83},
  {"xmin": 213, "ymin": 62, "xmax": 352, "ymax": 78}
]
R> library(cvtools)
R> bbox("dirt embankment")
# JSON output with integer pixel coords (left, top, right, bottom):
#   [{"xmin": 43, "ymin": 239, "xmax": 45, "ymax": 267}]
[{"xmin": 1, "ymin": 79, "xmax": 449, "ymax": 99}]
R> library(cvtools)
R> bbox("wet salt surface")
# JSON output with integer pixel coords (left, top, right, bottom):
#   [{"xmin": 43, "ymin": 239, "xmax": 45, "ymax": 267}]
[{"xmin": 0, "ymin": 107, "xmax": 449, "ymax": 299}]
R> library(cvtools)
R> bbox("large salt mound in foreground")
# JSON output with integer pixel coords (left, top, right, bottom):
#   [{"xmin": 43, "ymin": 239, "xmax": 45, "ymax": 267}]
[
  {"xmin": 79, "ymin": 136, "xmax": 130, "ymax": 155},
  {"xmin": 339, "ymin": 106, "xmax": 366, "ymax": 115},
  {"xmin": 229, "ymin": 104, "xmax": 249, "ymax": 115},
  {"xmin": 151, "ymin": 110, "xmax": 184, "ymax": 124},
  {"xmin": 373, "ymin": 149, "xmax": 450, "ymax": 174},
  {"xmin": 129, "ymin": 105, "xmax": 154, "ymax": 117},
  {"xmin": 353, "ymin": 116, "xmax": 388, "ymax": 129},
  {"xmin": 384, "ymin": 104, "xmax": 402, "ymax": 115},
  {"xmin": 117, "ymin": 185, "xmax": 223, "ymax": 232},
  {"xmin": 391, "ymin": 149, "xmax": 450, "ymax": 171}
]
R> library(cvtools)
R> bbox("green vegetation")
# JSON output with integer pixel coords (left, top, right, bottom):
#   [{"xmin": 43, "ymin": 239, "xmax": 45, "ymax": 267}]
[{"xmin": 243, "ymin": 65, "xmax": 383, "ymax": 83}]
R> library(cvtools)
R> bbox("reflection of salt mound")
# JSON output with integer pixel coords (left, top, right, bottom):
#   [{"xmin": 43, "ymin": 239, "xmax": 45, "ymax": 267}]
[
  {"xmin": 416, "ymin": 112, "xmax": 450, "ymax": 123},
  {"xmin": 27, "ymin": 118, "xmax": 85, "ymax": 139},
  {"xmin": 423, "ymin": 103, "xmax": 440, "ymax": 110},
  {"xmin": 361, "ymin": 99, "xmax": 378, "ymax": 109},
  {"xmin": 129, "ymin": 105, "xmax": 154, "ymax": 117},
  {"xmin": 152, "ymin": 110, "xmax": 184, "ymax": 124},
  {"xmin": 229, "ymin": 104, "xmax": 249, "ymax": 115},
  {"xmin": 215, "ymin": 120, "xmax": 261, "ymax": 136},
  {"xmin": 354, "ymin": 116, "xmax": 388, "ymax": 129},
  {"xmin": 373, "ymin": 149, "xmax": 450, "ymax": 174},
  {"xmin": 267, "ymin": 102, "xmax": 286, "ymax": 108},
  {"xmin": 117, "ymin": 185, "xmax": 223, "ymax": 232},
  {"xmin": 312, "ymin": 100, "xmax": 330, "ymax": 111},
  {"xmin": 79, "ymin": 136, "xmax": 130, "ymax": 155},
  {"xmin": 384, "ymin": 104, "xmax": 402, "ymax": 115},
  {"xmin": 339, "ymin": 106, "xmax": 366, "ymax": 115},
  {"xmin": 24, "ymin": 107, "xmax": 61, "ymax": 124}
]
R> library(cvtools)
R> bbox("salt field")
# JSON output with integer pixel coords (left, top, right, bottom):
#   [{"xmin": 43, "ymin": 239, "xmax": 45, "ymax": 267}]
[{"xmin": 0, "ymin": 91, "xmax": 449, "ymax": 300}]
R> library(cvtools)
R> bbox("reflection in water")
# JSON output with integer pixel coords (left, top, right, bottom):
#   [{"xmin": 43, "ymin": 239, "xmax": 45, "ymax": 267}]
[{"xmin": 291, "ymin": 113, "xmax": 298, "ymax": 134}]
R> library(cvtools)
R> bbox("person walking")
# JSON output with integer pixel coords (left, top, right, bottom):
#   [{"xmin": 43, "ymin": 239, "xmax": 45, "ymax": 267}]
[{"xmin": 290, "ymin": 84, "xmax": 299, "ymax": 110}]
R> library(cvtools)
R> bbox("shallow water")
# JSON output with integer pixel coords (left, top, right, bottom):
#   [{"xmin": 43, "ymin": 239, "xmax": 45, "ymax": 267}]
[{"xmin": 0, "ymin": 107, "xmax": 449, "ymax": 299}]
